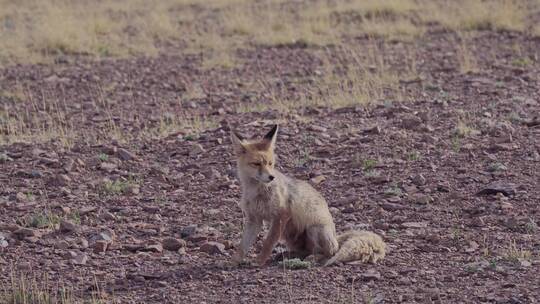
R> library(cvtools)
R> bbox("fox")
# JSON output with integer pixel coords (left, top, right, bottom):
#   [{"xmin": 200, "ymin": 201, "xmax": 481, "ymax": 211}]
[{"xmin": 230, "ymin": 124, "xmax": 386, "ymax": 267}]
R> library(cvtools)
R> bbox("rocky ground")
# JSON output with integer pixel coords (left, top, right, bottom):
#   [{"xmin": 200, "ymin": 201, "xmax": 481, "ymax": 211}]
[{"xmin": 1, "ymin": 27, "xmax": 540, "ymax": 303}]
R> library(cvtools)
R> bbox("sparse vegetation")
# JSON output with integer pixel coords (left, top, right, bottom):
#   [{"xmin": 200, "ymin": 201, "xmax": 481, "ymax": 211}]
[
  {"xmin": 279, "ymin": 258, "xmax": 311, "ymax": 270},
  {"xmin": 502, "ymin": 240, "xmax": 532, "ymax": 263},
  {"xmin": 17, "ymin": 210, "xmax": 61, "ymax": 230}
]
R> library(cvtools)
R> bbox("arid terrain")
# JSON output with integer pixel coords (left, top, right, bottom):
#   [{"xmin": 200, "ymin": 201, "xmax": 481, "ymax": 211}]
[{"xmin": 1, "ymin": 0, "xmax": 539, "ymax": 303}]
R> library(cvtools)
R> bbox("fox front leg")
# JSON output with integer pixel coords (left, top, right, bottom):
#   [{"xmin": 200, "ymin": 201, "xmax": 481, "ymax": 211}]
[
  {"xmin": 256, "ymin": 219, "xmax": 283, "ymax": 266},
  {"xmin": 233, "ymin": 217, "xmax": 262, "ymax": 264}
]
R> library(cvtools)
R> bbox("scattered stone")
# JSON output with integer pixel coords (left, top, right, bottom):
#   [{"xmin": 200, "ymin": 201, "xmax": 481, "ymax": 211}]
[
  {"xmin": 200, "ymin": 241, "xmax": 226, "ymax": 255},
  {"xmin": 162, "ymin": 238, "xmax": 187, "ymax": 251},
  {"xmin": 410, "ymin": 194, "xmax": 433, "ymax": 205},
  {"xmin": 0, "ymin": 152, "xmax": 13, "ymax": 163},
  {"xmin": 519, "ymin": 259, "xmax": 532, "ymax": 267},
  {"xmin": 362, "ymin": 125, "xmax": 382, "ymax": 134},
  {"xmin": 381, "ymin": 202, "xmax": 406, "ymax": 211},
  {"xmin": 189, "ymin": 144, "xmax": 205, "ymax": 157},
  {"xmin": 54, "ymin": 240, "xmax": 71, "ymax": 250},
  {"xmin": 117, "ymin": 148, "xmax": 137, "ymax": 161},
  {"xmin": 14, "ymin": 228, "xmax": 41, "ymax": 239},
  {"xmin": 99, "ymin": 162, "xmax": 117, "ymax": 172},
  {"xmin": 50, "ymin": 174, "xmax": 71, "ymax": 187},
  {"xmin": 125, "ymin": 185, "xmax": 140, "ymax": 195},
  {"xmin": 411, "ymin": 174, "xmax": 426, "ymax": 186},
  {"xmin": 59, "ymin": 220, "xmax": 79, "ymax": 233},
  {"xmin": 61, "ymin": 159, "xmax": 74, "ymax": 174},
  {"xmin": 464, "ymin": 241, "xmax": 479, "ymax": 253},
  {"xmin": 310, "ymin": 175, "xmax": 326, "ymax": 185},
  {"xmin": 15, "ymin": 192, "xmax": 27, "ymax": 202},
  {"xmin": 70, "ymin": 251, "xmax": 88, "ymax": 265},
  {"xmin": 400, "ymin": 115, "xmax": 423, "ymax": 130},
  {"xmin": 477, "ymin": 182, "xmax": 517, "ymax": 196},
  {"xmin": 487, "ymin": 162, "xmax": 507, "ymax": 172},
  {"xmin": 101, "ymin": 211, "xmax": 117, "ymax": 221},
  {"xmin": 359, "ymin": 269, "xmax": 381, "ymax": 281},
  {"xmin": 401, "ymin": 222, "xmax": 429, "ymax": 229},
  {"xmin": 143, "ymin": 243, "xmax": 163, "ymax": 253},
  {"xmin": 79, "ymin": 206, "xmax": 97, "ymax": 215},
  {"xmin": 0, "ymin": 233, "xmax": 8, "ymax": 248},
  {"xmin": 309, "ymin": 125, "xmax": 327, "ymax": 132},
  {"xmin": 180, "ymin": 225, "xmax": 198, "ymax": 238},
  {"xmin": 93, "ymin": 240, "xmax": 109, "ymax": 253}
]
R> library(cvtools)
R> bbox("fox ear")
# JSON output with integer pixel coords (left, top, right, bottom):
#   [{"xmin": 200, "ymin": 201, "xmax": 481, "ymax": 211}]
[
  {"xmin": 262, "ymin": 124, "xmax": 278, "ymax": 150},
  {"xmin": 231, "ymin": 131, "xmax": 247, "ymax": 155}
]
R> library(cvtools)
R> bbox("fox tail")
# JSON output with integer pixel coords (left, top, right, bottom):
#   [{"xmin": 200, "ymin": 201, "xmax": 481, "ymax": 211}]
[{"xmin": 324, "ymin": 230, "xmax": 386, "ymax": 267}]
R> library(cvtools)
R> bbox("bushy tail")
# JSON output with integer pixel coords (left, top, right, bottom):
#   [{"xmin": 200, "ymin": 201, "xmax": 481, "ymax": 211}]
[{"xmin": 324, "ymin": 230, "xmax": 386, "ymax": 266}]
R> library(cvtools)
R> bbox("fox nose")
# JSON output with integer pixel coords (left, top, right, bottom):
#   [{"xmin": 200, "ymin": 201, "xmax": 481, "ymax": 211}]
[{"xmin": 268, "ymin": 175, "xmax": 275, "ymax": 181}]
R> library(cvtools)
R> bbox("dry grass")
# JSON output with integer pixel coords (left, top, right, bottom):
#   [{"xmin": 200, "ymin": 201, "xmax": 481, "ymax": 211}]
[
  {"xmin": 502, "ymin": 240, "xmax": 532, "ymax": 263},
  {"xmin": 0, "ymin": 85, "xmax": 217, "ymax": 147},
  {"xmin": 422, "ymin": 0, "xmax": 529, "ymax": 32},
  {"xmin": 1, "ymin": 0, "xmax": 538, "ymax": 66},
  {"xmin": 1, "ymin": 270, "xmax": 106, "ymax": 304}
]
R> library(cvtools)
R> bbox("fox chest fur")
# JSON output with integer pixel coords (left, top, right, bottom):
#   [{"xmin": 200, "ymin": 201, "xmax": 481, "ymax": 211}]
[{"xmin": 240, "ymin": 181, "xmax": 287, "ymax": 222}]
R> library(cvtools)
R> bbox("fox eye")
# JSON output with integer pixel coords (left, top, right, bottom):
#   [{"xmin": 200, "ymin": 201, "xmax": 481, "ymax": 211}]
[
  {"xmin": 250, "ymin": 162, "xmax": 261, "ymax": 167},
  {"xmin": 269, "ymin": 162, "xmax": 273, "ymax": 166}
]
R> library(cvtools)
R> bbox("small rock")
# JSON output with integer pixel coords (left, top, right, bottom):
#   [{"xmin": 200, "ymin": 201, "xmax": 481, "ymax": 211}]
[
  {"xmin": 411, "ymin": 174, "xmax": 426, "ymax": 186},
  {"xmin": 144, "ymin": 243, "xmax": 163, "ymax": 253},
  {"xmin": 200, "ymin": 241, "xmax": 226, "ymax": 255},
  {"xmin": 189, "ymin": 144, "xmax": 205, "ymax": 157},
  {"xmin": 180, "ymin": 225, "xmax": 198, "ymax": 238},
  {"xmin": 14, "ymin": 228, "xmax": 41, "ymax": 239},
  {"xmin": 477, "ymin": 182, "xmax": 517, "ymax": 196},
  {"xmin": 93, "ymin": 240, "xmax": 109, "ymax": 253},
  {"xmin": 362, "ymin": 125, "xmax": 382, "ymax": 134},
  {"xmin": 487, "ymin": 162, "xmax": 507, "ymax": 172},
  {"xmin": 359, "ymin": 269, "xmax": 381, "ymax": 281},
  {"xmin": 99, "ymin": 162, "xmax": 117, "ymax": 172},
  {"xmin": 50, "ymin": 174, "xmax": 71, "ymax": 187},
  {"xmin": 95, "ymin": 231, "xmax": 114, "ymax": 243},
  {"xmin": 464, "ymin": 241, "xmax": 479, "ymax": 253},
  {"xmin": 400, "ymin": 115, "xmax": 423, "ymax": 130},
  {"xmin": 519, "ymin": 259, "xmax": 532, "ymax": 267},
  {"xmin": 101, "ymin": 211, "xmax": 117, "ymax": 221},
  {"xmin": 410, "ymin": 194, "xmax": 433, "ymax": 205},
  {"xmin": 310, "ymin": 175, "xmax": 326, "ymax": 185},
  {"xmin": 70, "ymin": 251, "xmax": 88, "ymax": 265},
  {"xmin": 117, "ymin": 148, "xmax": 137, "ymax": 161},
  {"xmin": 401, "ymin": 222, "xmax": 429, "ymax": 229},
  {"xmin": 162, "ymin": 238, "xmax": 187, "ymax": 251},
  {"xmin": 125, "ymin": 185, "xmax": 140, "ymax": 195},
  {"xmin": 0, "ymin": 233, "xmax": 8, "ymax": 248},
  {"xmin": 54, "ymin": 240, "xmax": 70, "ymax": 250},
  {"xmin": 309, "ymin": 125, "xmax": 327, "ymax": 132},
  {"xmin": 59, "ymin": 220, "xmax": 79, "ymax": 233}
]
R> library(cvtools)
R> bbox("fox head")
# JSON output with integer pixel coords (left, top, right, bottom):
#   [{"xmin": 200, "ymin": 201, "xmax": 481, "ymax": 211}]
[{"xmin": 231, "ymin": 125, "xmax": 278, "ymax": 184}]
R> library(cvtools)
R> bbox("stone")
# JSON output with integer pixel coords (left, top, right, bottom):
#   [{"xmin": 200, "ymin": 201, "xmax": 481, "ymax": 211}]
[
  {"xmin": 70, "ymin": 251, "xmax": 88, "ymax": 265},
  {"xmin": 14, "ymin": 228, "xmax": 41, "ymax": 239},
  {"xmin": 477, "ymin": 182, "xmax": 517, "ymax": 196},
  {"xmin": 99, "ymin": 162, "xmax": 117, "ymax": 172},
  {"xmin": 59, "ymin": 220, "xmax": 79, "ymax": 233},
  {"xmin": 189, "ymin": 144, "xmax": 205, "ymax": 157},
  {"xmin": 401, "ymin": 222, "xmax": 429, "ymax": 229},
  {"xmin": 200, "ymin": 241, "xmax": 226, "ymax": 255},
  {"xmin": 310, "ymin": 175, "xmax": 326, "ymax": 185},
  {"xmin": 117, "ymin": 148, "xmax": 137, "ymax": 161},
  {"xmin": 93, "ymin": 240, "xmax": 109, "ymax": 253},
  {"xmin": 411, "ymin": 174, "xmax": 426, "ymax": 186},
  {"xmin": 143, "ymin": 243, "xmax": 163, "ymax": 253},
  {"xmin": 162, "ymin": 238, "xmax": 187, "ymax": 251}
]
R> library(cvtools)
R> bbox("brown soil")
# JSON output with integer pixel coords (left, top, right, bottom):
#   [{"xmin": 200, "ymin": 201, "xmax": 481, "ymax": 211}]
[{"xmin": 1, "ymin": 30, "xmax": 539, "ymax": 303}]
